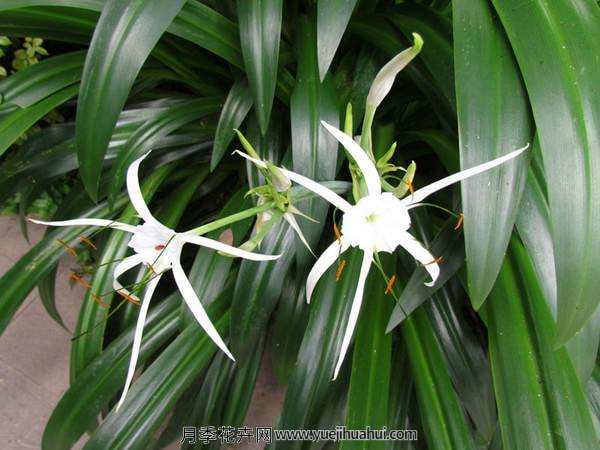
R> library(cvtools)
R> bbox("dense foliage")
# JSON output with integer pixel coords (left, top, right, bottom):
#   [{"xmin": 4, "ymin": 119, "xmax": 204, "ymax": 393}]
[{"xmin": 0, "ymin": 1, "xmax": 598, "ymax": 449}]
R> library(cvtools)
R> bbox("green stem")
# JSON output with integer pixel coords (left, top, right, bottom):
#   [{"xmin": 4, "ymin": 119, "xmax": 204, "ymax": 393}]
[
  {"xmin": 188, "ymin": 201, "xmax": 275, "ymax": 236},
  {"xmin": 360, "ymin": 104, "xmax": 376, "ymax": 158}
]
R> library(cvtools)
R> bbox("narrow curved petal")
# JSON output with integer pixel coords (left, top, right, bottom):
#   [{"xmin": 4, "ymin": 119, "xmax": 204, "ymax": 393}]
[
  {"xmin": 332, "ymin": 251, "xmax": 372, "ymax": 380},
  {"xmin": 306, "ymin": 238, "xmax": 350, "ymax": 304},
  {"xmin": 284, "ymin": 212, "xmax": 315, "ymax": 256},
  {"xmin": 402, "ymin": 144, "xmax": 529, "ymax": 206},
  {"xmin": 115, "ymin": 274, "xmax": 161, "ymax": 411},
  {"xmin": 234, "ymin": 149, "xmax": 353, "ymax": 213},
  {"xmin": 172, "ymin": 262, "xmax": 234, "ymax": 361},
  {"xmin": 180, "ymin": 233, "xmax": 280, "ymax": 261},
  {"xmin": 232, "ymin": 149, "xmax": 267, "ymax": 169},
  {"xmin": 29, "ymin": 218, "xmax": 137, "ymax": 234},
  {"xmin": 126, "ymin": 151, "xmax": 162, "ymax": 227},
  {"xmin": 113, "ymin": 254, "xmax": 145, "ymax": 303},
  {"xmin": 321, "ymin": 121, "xmax": 381, "ymax": 196},
  {"xmin": 366, "ymin": 33, "xmax": 423, "ymax": 109},
  {"xmin": 399, "ymin": 232, "xmax": 439, "ymax": 287}
]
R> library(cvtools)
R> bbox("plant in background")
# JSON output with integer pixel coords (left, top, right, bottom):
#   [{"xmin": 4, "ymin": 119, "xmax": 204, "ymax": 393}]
[{"xmin": 0, "ymin": 1, "xmax": 598, "ymax": 449}]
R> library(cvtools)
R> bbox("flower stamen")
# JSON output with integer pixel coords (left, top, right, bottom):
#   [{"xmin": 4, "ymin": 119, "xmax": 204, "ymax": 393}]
[
  {"xmin": 425, "ymin": 256, "xmax": 444, "ymax": 265},
  {"xmin": 333, "ymin": 222, "xmax": 342, "ymax": 243},
  {"xmin": 56, "ymin": 238, "xmax": 77, "ymax": 257},
  {"xmin": 78, "ymin": 235, "xmax": 97, "ymax": 250},
  {"xmin": 385, "ymin": 274, "xmax": 397, "ymax": 295},
  {"xmin": 117, "ymin": 290, "xmax": 141, "ymax": 305},
  {"xmin": 335, "ymin": 259, "xmax": 347, "ymax": 281},
  {"xmin": 69, "ymin": 271, "xmax": 91, "ymax": 289},
  {"xmin": 454, "ymin": 213, "xmax": 464, "ymax": 230}
]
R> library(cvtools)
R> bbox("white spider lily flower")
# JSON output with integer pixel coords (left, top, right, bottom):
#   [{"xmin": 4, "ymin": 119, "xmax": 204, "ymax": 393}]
[
  {"xmin": 238, "ymin": 121, "xmax": 528, "ymax": 380},
  {"xmin": 30, "ymin": 152, "xmax": 280, "ymax": 410}
]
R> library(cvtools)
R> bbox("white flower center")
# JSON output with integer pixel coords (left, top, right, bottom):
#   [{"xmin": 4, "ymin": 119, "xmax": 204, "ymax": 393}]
[
  {"xmin": 341, "ymin": 192, "xmax": 411, "ymax": 253},
  {"xmin": 128, "ymin": 222, "xmax": 182, "ymax": 272}
]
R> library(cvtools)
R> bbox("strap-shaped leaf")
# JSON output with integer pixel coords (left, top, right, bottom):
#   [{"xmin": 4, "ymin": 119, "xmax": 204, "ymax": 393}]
[
  {"xmin": 210, "ymin": 80, "xmax": 253, "ymax": 170},
  {"xmin": 453, "ymin": 0, "xmax": 531, "ymax": 308},
  {"xmin": 341, "ymin": 256, "xmax": 393, "ymax": 450},
  {"xmin": 237, "ymin": 0, "xmax": 282, "ymax": 134},
  {"xmin": 0, "ymin": 84, "xmax": 78, "ymax": 157},
  {"xmin": 274, "ymin": 250, "xmax": 363, "ymax": 450},
  {"xmin": 0, "ymin": 50, "xmax": 85, "ymax": 109},
  {"xmin": 316, "ymin": 0, "xmax": 358, "ymax": 80},
  {"xmin": 291, "ymin": 14, "xmax": 339, "ymax": 268},
  {"xmin": 484, "ymin": 241, "xmax": 597, "ymax": 450},
  {"xmin": 42, "ymin": 296, "xmax": 180, "ymax": 450},
  {"xmin": 83, "ymin": 311, "xmax": 231, "ymax": 449},
  {"xmin": 230, "ymin": 220, "xmax": 296, "ymax": 361},
  {"xmin": 76, "ymin": 0, "xmax": 187, "ymax": 199},
  {"xmin": 491, "ymin": 0, "xmax": 600, "ymax": 344},
  {"xmin": 402, "ymin": 308, "xmax": 476, "ymax": 450}
]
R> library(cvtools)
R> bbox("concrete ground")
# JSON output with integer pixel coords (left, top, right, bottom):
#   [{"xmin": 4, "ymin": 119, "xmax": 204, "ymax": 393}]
[{"xmin": 0, "ymin": 215, "xmax": 285, "ymax": 449}]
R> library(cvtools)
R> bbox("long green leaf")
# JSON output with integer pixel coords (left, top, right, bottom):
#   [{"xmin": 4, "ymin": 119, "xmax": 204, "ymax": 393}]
[
  {"xmin": 210, "ymin": 80, "xmax": 253, "ymax": 170},
  {"xmin": 316, "ymin": 0, "xmax": 358, "ymax": 80},
  {"xmin": 106, "ymin": 97, "xmax": 221, "ymax": 201},
  {"xmin": 0, "ymin": 51, "xmax": 85, "ymax": 109},
  {"xmin": 389, "ymin": 3, "xmax": 455, "ymax": 108},
  {"xmin": 76, "ymin": 0, "xmax": 187, "ymax": 199},
  {"xmin": 387, "ymin": 218, "xmax": 464, "ymax": 332},
  {"xmin": 484, "ymin": 240, "xmax": 597, "ymax": 450},
  {"xmin": 453, "ymin": 0, "xmax": 532, "ymax": 308},
  {"xmin": 342, "ymin": 257, "xmax": 393, "ymax": 450},
  {"xmin": 274, "ymin": 250, "xmax": 362, "ymax": 450},
  {"xmin": 491, "ymin": 0, "xmax": 600, "ymax": 344},
  {"xmin": 237, "ymin": 0, "xmax": 282, "ymax": 134},
  {"xmin": 230, "ymin": 221, "xmax": 296, "ymax": 361},
  {"xmin": 401, "ymin": 308, "xmax": 476, "ymax": 450},
  {"xmin": 0, "ymin": 84, "xmax": 79, "ymax": 157},
  {"xmin": 291, "ymin": 14, "xmax": 339, "ymax": 268},
  {"xmin": 0, "ymin": 189, "xmax": 128, "ymax": 337},
  {"xmin": 43, "ymin": 296, "xmax": 180, "ymax": 450},
  {"xmin": 427, "ymin": 283, "xmax": 497, "ymax": 444},
  {"xmin": 83, "ymin": 311, "xmax": 230, "ymax": 449}
]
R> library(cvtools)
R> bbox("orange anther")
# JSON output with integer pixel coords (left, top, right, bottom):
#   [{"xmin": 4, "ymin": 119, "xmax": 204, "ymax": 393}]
[
  {"xmin": 454, "ymin": 213, "xmax": 464, "ymax": 230},
  {"xmin": 90, "ymin": 292, "xmax": 107, "ymax": 307},
  {"xmin": 78, "ymin": 235, "xmax": 97, "ymax": 250},
  {"xmin": 426, "ymin": 256, "xmax": 444, "ymax": 265},
  {"xmin": 333, "ymin": 223, "xmax": 342, "ymax": 243},
  {"xmin": 56, "ymin": 239, "xmax": 77, "ymax": 257},
  {"xmin": 404, "ymin": 179, "xmax": 415, "ymax": 195},
  {"xmin": 335, "ymin": 259, "xmax": 347, "ymax": 281},
  {"xmin": 117, "ymin": 290, "xmax": 140, "ymax": 305},
  {"xmin": 69, "ymin": 272, "xmax": 91, "ymax": 289},
  {"xmin": 385, "ymin": 274, "xmax": 397, "ymax": 295}
]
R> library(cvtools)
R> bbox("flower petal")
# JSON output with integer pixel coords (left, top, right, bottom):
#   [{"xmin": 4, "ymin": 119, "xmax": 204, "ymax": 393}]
[
  {"xmin": 366, "ymin": 33, "xmax": 423, "ymax": 109},
  {"xmin": 115, "ymin": 274, "xmax": 161, "ymax": 411},
  {"xmin": 172, "ymin": 261, "xmax": 234, "ymax": 361},
  {"xmin": 332, "ymin": 251, "xmax": 372, "ymax": 380},
  {"xmin": 113, "ymin": 254, "xmax": 145, "ymax": 303},
  {"xmin": 284, "ymin": 212, "xmax": 315, "ymax": 256},
  {"xmin": 321, "ymin": 121, "xmax": 381, "ymax": 196},
  {"xmin": 399, "ymin": 232, "xmax": 439, "ymax": 287},
  {"xmin": 306, "ymin": 238, "xmax": 349, "ymax": 304},
  {"xmin": 126, "ymin": 151, "xmax": 162, "ymax": 227},
  {"xmin": 234, "ymin": 149, "xmax": 353, "ymax": 213},
  {"xmin": 180, "ymin": 233, "xmax": 280, "ymax": 261},
  {"xmin": 28, "ymin": 217, "xmax": 138, "ymax": 234},
  {"xmin": 402, "ymin": 144, "xmax": 529, "ymax": 206},
  {"xmin": 232, "ymin": 149, "xmax": 267, "ymax": 169}
]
